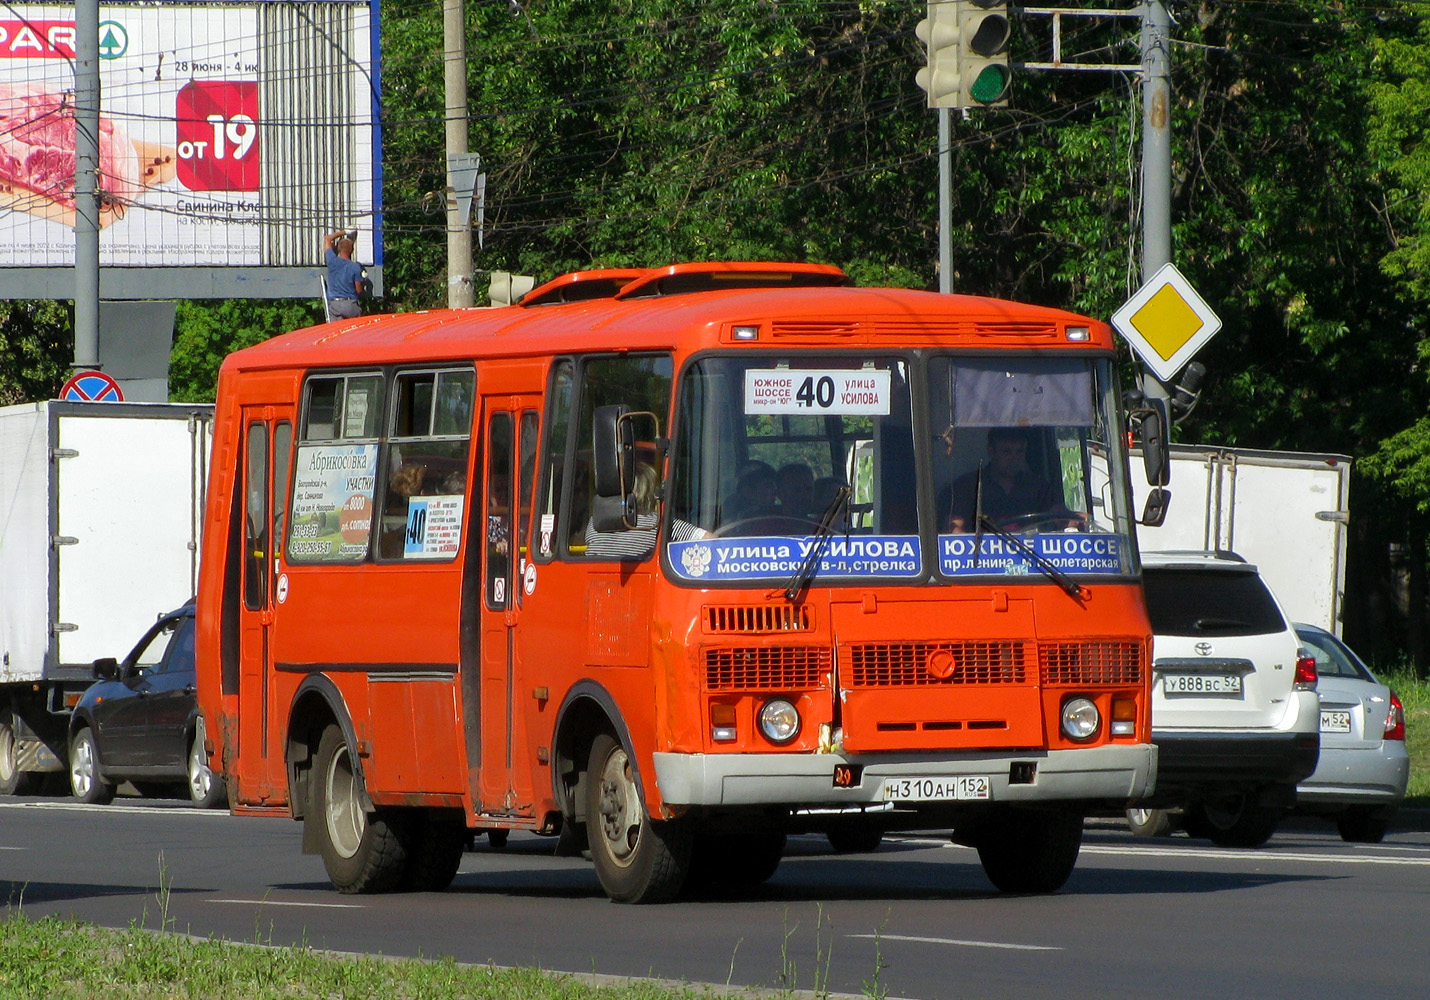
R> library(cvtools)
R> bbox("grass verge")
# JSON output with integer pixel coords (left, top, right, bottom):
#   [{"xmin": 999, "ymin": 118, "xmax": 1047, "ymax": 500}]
[{"xmin": 0, "ymin": 913, "xmax": 810, "ymax": 1000}]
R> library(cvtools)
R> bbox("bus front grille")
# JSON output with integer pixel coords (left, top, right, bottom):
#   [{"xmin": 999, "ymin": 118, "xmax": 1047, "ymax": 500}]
[
  {"xmin": 704, "ymin": 646, "xmax": 831, "ymax": 691},
  {"xmin": 1039, "ymin": 640, "xmax": 1144, "ymax": 686},
  {"xmin": 842, "ymin": 641, "xmax": 1028, "ymax": 687},
  {"xmin": 703, "ymin": 604, "xmax": 812, "ymax": 633}
]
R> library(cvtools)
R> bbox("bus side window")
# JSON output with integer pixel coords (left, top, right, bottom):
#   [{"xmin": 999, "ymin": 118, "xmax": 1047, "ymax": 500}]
[
  {"xmin": 243, "ymin": 422, "xmax": 268, "ymax": 609},
  {"xmin": 378, "ymin": 368, "xmax": 474, "ymax": 561},
  {"xmin": 536, "ymin": 360, "xmax": 573, "ymax": 562},
  {"xmin": 485, "ymin": 413, "xmax": 514, "ymax": 608}
]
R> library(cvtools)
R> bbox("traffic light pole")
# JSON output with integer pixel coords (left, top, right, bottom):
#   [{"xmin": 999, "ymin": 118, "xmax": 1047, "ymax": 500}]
[{"xmin": 938, "ymin": 108, "xmax": 952, "ymax": 294}]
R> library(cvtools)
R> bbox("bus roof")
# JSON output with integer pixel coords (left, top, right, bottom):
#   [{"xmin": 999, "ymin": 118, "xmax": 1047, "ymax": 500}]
[{"xmin": 223, "ymin": 262, "xmax": 1113, "ymax": 374}]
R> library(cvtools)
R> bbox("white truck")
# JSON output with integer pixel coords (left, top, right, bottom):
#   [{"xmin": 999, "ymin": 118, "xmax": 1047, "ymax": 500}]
[
  {"xmin": 0, "ymin": 400, "xmax": 212, "ymax": 793},
  {"xmin": 1132, "ymin": 444, "xmax": 1352, "ymax": 634}
]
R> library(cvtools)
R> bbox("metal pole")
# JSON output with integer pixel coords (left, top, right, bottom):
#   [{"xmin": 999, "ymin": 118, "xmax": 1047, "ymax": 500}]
[
  {"xmin": 938, "ymin": 108, "xmax": 952, "ymax": 294},
  {"xmin": 443, "ymin": 0, "xmax": 474, "ymax": 308},
  {"xmin": 1139, "ymin": 0, "xmax": 1172, "ymax": 404},
  {"xmin": 73, "ymin": 0, "xmax": 100, "ymax": 369},
  {"xmin": 1140, "ymin": 0, "xmax": 1171, "ymax": 280}
]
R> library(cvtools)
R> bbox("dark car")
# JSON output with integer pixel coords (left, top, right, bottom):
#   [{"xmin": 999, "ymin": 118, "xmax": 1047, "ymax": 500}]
[{"xmin": 67, "ymin": 603, "xmax": 225, "ymax": 808}]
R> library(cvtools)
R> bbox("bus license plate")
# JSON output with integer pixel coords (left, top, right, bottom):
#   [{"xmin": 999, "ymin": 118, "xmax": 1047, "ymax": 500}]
[
  {"xmin": 880, "ymin": 776, "xmax": 991, "ymax": 802},
  {"xmin": 1163, "ymin": 673, "xmax": 1242, "ymax": 696},
  {"xmin": 1320, "ymin": 710, "xmax": 1352, "ymax": 733}
]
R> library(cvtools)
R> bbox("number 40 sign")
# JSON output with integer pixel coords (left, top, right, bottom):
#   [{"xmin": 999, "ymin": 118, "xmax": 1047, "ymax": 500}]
[{"xmin": 175, "ymin": 81, "xmax": 259, "ymax": 192}]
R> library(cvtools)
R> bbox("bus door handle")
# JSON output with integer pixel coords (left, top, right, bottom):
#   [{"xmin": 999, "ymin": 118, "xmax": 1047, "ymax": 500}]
[{"xmin": 260, "ymin": 608, "xmax": 275, "ymax": 626}]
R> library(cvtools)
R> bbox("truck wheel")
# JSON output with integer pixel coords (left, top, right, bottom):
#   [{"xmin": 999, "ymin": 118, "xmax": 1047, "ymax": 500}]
[
  {"xmin": 584, "ymin": 732, "xmax": 691, "ymax": 903},
  {"xmin": 187, "ymin": 727, "xmax": 227, "ymax": 809},
  {"xmin": 0, "ymin": 714, "xmax": 38, "ymax": 796},
  {"xmin": 312, "ymin": 725, "xmax": 408, "ymax": 893},
  {"xmin": 975, "ymin": 806, "xmax": 1083, "ymax": 893},
  {"xmin": 1336, "ymin": 806, "xmax": 1392, "ymax": 844},
  {"xmin": 68, "ymin": 729, "xmax": 115, "ymax": 805},
  {"xmin": 1190, "ymin": 794, "xmax": 1281, "ymax": 848},
  {"xmin": 1125, "ymin": 807, "xmax": 1173, "ymax": 837},
  {"xmin": 399, "ymin": 810, "xmax": 466, "ymax": 892}
]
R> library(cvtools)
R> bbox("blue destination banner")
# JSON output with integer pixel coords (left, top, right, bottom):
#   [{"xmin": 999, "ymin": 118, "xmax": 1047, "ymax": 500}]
[
  {"xmin": 668, "ymin": 535, "xmax": 922, "ymax": 582},
  {"xmin": 939, "ymin": 533, "xmax": 1125, "ymax": 576}
]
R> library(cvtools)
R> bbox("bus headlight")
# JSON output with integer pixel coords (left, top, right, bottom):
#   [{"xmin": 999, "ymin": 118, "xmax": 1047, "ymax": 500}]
[
  {"xmin": 1060, "ymin": 697, "xmax": 1100, "ymax": 742},
  {"xmin": 758, "ymin": 699, "xmax": 800, "ymax": 744}
]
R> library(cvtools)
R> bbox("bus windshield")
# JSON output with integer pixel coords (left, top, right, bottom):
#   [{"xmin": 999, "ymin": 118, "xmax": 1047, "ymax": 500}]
[{"xmin": 665, "ymin": 352, "xmax": 1136, "ymax": 586}]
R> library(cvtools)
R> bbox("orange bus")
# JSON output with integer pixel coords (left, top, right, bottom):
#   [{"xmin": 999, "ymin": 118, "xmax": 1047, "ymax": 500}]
[{"xmin": 195, "ymin": 261, "xmax": 1160, "ymax": 903}]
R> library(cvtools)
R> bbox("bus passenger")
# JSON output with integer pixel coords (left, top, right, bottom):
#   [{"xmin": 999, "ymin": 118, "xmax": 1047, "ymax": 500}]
[
  {"xmin": 586, "ymin": 464, "xmax": 704, "ymax": 559},
  {"xmin": 777, "ymin": 462, "xmax": 816, "ymax": 519},
  {"xmin": 722, "ymin": 462, "xmax": 779, "ymax": 524}
]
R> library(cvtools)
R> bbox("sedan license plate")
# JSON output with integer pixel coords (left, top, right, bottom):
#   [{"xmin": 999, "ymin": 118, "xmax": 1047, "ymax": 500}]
[
  {"xmin": 880, "ymin": 775, "xmax": 990, "ymax": 802},
  {"xmin": 1163, "ymin": 672, "xmax": 1242, "ymax": 696},
  {"xmin": 1320, "ymin": 710, "xmax": 1352, "ymax": 734}
]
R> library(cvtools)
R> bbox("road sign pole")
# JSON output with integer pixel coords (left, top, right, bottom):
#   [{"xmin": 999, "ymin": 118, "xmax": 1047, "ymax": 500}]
[
  {"xmin": 74, "ymin": 0, "xmax": 101, "ymax": 371},
  {"xmin": 1139, "ymin": 0, "xmax": 1173, "ymax": 409}
]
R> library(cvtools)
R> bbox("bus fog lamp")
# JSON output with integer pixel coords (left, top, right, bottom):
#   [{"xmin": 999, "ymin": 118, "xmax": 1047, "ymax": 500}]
[
  {"xmin": 758, "ymin": 699, "xmax": 800, "ymax": 744},
  {"xmin": 1060, "ymin": 697, "xmax": 1100, "ymax": 741}
]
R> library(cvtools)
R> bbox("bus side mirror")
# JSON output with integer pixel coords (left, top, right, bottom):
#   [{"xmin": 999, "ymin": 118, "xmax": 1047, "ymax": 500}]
[
  {"xmin": 1139, "ymin": 397, "xmax": 1170, "ymax": 488},
  {"xmin": 1140, "ymin": 487, "xmax": 1170, "ymax": 527},
  {"xmin": 592, "ymin": 404, "xmax": 633, "ymax": 531}
]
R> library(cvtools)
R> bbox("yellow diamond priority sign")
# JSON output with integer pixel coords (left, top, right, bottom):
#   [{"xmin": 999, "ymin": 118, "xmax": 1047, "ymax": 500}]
[{"xmin": 1111, "ymin": 263, "xmax": 1221, "ymax": 383}]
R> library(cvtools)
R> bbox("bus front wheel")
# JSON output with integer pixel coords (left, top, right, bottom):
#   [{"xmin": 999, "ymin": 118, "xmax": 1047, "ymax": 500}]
[
  {"xmin": 584, "ymin": 732, "xmax": 691, "ymax": 903},
  {"xmin": 974, "ymin": 806, "xmax": 1083, "ymax": 894},
  {"xmin": 313, "ymin": 725, "xmax": 408, "ymax": 893}
]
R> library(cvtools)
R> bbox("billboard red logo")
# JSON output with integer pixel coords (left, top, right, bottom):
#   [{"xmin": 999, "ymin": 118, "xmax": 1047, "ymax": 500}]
[
  {"xmin": 176, "ymin": 81, "xmax": 259, "ymax": 192},
  {"xmin": 0, "ymin": 21, "xmax": 76, "ymax": 59}
]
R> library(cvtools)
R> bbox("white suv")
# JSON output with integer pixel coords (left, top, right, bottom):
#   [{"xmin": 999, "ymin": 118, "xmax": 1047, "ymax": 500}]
[{"xmin": 1126, "ymin": 551, "xmax": 1320, "ymax": 847}]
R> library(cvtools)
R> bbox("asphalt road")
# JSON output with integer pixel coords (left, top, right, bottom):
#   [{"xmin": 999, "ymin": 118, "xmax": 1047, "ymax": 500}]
[{"xmin": 3, "ymin": 795, "xmax": 1428, "ymax": 1000}]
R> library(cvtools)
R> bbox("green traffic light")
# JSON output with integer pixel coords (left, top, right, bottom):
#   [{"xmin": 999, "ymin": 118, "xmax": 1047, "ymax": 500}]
[{"xmin": 969, "ymin": 65, "xmax": 1011, "ymax": 104}]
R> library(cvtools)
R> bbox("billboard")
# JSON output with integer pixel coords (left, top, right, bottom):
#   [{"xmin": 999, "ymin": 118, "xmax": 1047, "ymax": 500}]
[{"xmin": 0, "ymin": 2, "xmax": 379, "ymax": 296}]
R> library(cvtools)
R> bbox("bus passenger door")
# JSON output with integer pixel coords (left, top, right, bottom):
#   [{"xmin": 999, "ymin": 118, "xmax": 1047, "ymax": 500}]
[
  {"xmin": 476, "ymin": 398, "xmax": 540, "ymax": 815},
  {"xmin": 236, "ymin": 408, "xmax": 293, "ymax": 802}
]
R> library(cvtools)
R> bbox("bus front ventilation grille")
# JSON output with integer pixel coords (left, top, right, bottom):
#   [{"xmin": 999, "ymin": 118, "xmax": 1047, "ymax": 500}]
[
  {"xmin": 704, "ymin": 646, "xmax": 830, "ymax": 691},
  {"xmin": 703, "ymin": 604, "xmax": 812, "ymax": 633},
  {"xmin": 843, "ymin": 641, "xmax": 1027, "ymax": 687},
  {"xmin": 1039, "ymin": 641, "xmax": 1144, "ymax": 685}
]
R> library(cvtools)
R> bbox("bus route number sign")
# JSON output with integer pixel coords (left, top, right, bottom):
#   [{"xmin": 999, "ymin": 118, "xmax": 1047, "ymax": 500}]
[{"xmin": 745, "ymin": 369, "xmax": 891, "ymax": 416}]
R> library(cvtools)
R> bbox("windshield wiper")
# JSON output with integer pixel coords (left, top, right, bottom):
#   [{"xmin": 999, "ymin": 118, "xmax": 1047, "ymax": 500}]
[
  {"xmin": 781, "ymin": 485, "xmax": 852, "ymax": 602},
  {"xmin": 974, "ymin": 512, "xmax": 1088, "ymax": 603}
]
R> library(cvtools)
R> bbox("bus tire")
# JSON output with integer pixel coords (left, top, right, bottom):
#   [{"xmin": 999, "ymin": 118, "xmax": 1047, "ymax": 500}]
[
  {"xmin": 400, "ymin": 809, "xmax": 466, "ymax": 892},
  {"xmin": 584, "ymin": 732, "xmax": 691, "ymax": 903},
  {"xmin": 975, "ymin": 806, "xmax": 1082, "ymax": 894},
  {"xmin": 313, "ymin": 725, "xmax": 408, "ymax": 893},
  {"xmin": 0, "ymin": 713, "xmax": 38, "ymax": 796}
]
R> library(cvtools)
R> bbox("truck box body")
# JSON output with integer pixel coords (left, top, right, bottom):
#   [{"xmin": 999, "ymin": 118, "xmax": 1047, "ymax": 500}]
[
  {"xmin": 0, "ymin": 401, "xmax": 211, "ymax": 776},
  {"xmin": 1133, "ymin": 445, "xmax": 1350, "ymax": 635}
]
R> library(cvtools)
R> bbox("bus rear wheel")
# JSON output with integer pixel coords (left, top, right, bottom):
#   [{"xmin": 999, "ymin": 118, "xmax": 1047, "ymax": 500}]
[
  {"xmin": 313, "ymin": 725, "xmax": 408, "ymax": 893},
  {"xmin": 974, "ymin": 806, "xmax": 1083, "ymax": 894},
  {"xmin": 399, "ymin": 809, "xmax": 466, "ymax": 892},
  {"xmin": 585, "ymin": 732, "xmax": 690, "ymax": 903}
]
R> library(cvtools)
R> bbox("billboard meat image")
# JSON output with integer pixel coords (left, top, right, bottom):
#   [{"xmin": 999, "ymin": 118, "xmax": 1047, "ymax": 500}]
[{"xmin": 0, "ymin": 84, "xmax": 175, "ymax": 228}]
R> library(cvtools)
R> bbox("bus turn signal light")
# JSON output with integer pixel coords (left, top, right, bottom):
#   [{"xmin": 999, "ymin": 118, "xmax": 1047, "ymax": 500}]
[
  {"xmin": 711, "ymin": 703, "xmax": 737, "ymax": 742},
  {"xmin": 1111, "ymin": 698, "xmax": 1136, "ymax": 737}
]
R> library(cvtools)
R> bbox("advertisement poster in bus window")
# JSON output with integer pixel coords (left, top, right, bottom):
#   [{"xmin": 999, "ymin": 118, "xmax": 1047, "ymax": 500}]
[
  {"xmin": 0, "ymin": 4, "xmax": 374, "ymax": 268},
  {"xmin": 402, "ymin": 495, "xmax": 463, "ymax": 560},
  {"xmin": 288, "ymin": 444, "xmax": 379, "ymax": 562}
]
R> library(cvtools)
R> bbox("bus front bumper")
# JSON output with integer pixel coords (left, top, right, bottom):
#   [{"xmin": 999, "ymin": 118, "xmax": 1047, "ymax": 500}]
[{"xmin": 652, "ymin": 743, "xmax": 1157, "ymax": 807}]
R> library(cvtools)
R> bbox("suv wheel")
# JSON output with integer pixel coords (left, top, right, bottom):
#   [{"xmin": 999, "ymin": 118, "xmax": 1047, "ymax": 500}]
[{"xmin": 1188, "ymin": 793, "xmax": 1281, "ymax": 848}]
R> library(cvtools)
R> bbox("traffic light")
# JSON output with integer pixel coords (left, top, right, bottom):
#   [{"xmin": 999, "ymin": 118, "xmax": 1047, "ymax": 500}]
[
  {"xmin": 958, "ymin": 1, "xmax": 1011, "ymax": 107},
  {"xmin": 914, "ymin": 1, "xmax": 1012, "ymax": 109}
]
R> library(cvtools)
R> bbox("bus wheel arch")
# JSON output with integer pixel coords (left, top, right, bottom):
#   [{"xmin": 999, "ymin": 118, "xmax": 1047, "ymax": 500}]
[
  {"xmin": 286, "ymin": 677, "xmax": 367, "ymax": 826},
  {"xmin": 551, "ymin": 683, "xmax": 657, "ymax": 853}
]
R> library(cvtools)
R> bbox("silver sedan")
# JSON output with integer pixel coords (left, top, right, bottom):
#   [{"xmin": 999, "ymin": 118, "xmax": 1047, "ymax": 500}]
[{"xmin": 1294, "ymin": 623, "xmax": 1409, "ymax": 842}]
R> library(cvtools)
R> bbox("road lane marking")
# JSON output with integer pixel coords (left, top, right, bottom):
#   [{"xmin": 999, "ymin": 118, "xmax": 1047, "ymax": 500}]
[
  {"xmin": 1078, "ymin": 844, "xmax": 1430, "ymax": 866},
  {"xmin": 207, "ymin": 899, "xmax": 363, "ymax": 909},
  {"xmin": 0, "ymin": 801, "xmax": 230, "ymax": 817},
  {"xmin": 849, "ymin": 933, "xmax": 1060, "ymax": 952}
]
